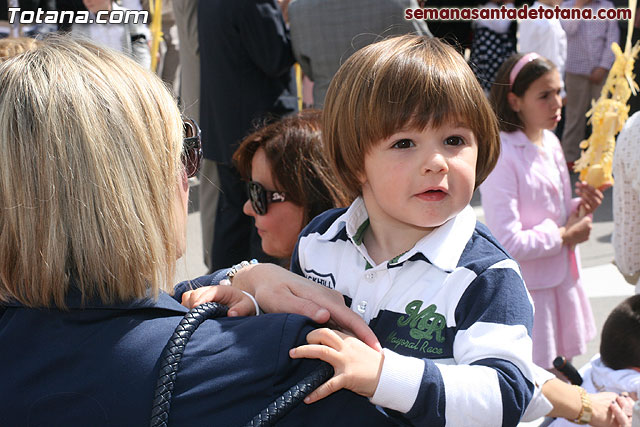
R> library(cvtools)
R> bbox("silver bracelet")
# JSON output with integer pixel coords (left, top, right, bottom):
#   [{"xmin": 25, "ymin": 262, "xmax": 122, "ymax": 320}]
[
  {"xmin": 220, "ymin": 259, "xmax": 258, "ymax": 286},
  {"xmin": 227, "ymin": 259, "xmax": 258, "ymax": 280},
  {"xmin": 241, "ymin": 290, "xmax": 261, "ymax": 316}
]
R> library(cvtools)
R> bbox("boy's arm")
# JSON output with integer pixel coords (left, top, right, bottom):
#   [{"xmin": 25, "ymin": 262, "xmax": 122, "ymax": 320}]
[{"xmin": 370, "ymin": 265, "xmax": 535, "ymax": 426}]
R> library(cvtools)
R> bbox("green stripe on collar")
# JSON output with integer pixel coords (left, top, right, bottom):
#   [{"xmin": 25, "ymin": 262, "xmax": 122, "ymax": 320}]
[{"xmin": 352, "ymin": 218, "xmax": 369, "ymax": 246}]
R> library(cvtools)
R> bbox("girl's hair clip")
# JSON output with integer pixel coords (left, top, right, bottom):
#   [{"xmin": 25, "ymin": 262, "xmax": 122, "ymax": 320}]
[{"xmin": 509, "ymin": 53, "xmax": 540, "ymax": 88}]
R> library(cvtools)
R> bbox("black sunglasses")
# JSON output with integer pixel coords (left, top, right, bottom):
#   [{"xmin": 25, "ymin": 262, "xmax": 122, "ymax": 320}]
[
  {"xmin": 182, "ymin": 118, "xmax": 202, "ymax": 178},
  {"xmin": 246, "ymin": 181, "xmax": 286, "ymax": 215}
]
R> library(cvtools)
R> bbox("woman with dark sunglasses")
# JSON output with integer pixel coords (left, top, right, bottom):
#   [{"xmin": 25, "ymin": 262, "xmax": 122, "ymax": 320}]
[
  {"xmin": 233, "ymin": 110, "xmax": 349, "ymax": 263},
  {"xmin": 0, "ymin": 36, "xmax": 392, "ymax": 426}
]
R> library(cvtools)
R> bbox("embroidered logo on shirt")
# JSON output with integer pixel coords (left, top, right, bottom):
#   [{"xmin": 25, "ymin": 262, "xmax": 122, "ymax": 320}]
[
  {"xmin": 303, "ymin": 269, "xmax": 336, "ymax": 289},
  {"xmin": 385, "ymin": 300, "xmax": 446, "ymax": 355}
]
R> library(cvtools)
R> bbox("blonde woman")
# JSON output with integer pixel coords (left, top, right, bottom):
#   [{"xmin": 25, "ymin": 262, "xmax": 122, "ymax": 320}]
[{"xmin": 0, "ymin": 36, "xmax": 389, "ymax": 426}]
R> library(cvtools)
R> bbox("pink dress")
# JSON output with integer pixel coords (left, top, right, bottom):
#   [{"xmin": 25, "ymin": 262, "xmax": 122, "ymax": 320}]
[{"xmin": 479, "ymin": 130, "xmax": 596, "ymax": 369}]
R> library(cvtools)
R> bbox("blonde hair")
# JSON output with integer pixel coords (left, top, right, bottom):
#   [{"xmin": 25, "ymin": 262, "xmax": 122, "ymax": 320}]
[
  {"xmin": 0, "ymin": 37, "xmax": 39, "ymax": 63},
  {"xmin": 323, "ymin": 35, "xmax": 501, "ymax": 200},
  {"xmin": 0, "ymin": 36, "xmax": 184, "ymax": 308}
]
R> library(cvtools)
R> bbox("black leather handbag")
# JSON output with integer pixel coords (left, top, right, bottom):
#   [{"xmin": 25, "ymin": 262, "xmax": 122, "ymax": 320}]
[{"xmin": 150, "ymin": 302, "xmax": 333, "ymax": 427}]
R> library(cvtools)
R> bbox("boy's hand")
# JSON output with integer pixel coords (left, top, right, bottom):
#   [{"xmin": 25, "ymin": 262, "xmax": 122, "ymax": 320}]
[
  {"xmin": 232, "ymin": 263, "xmax": 382, "ymax": 351},
  {"xmin": 575, "ymin": 180, "xmax": 607, "ymax": 215},
  {"xmin": 289, "ymin": 328, "xmax": 384, "ymax": 403},
  {"xmin": 181, "ymin": 285, "xmax": 258, "ymax": 317}
]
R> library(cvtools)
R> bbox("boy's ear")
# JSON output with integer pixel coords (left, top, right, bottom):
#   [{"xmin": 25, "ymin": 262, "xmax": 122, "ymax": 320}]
[
  {"xmin": 355, "ymin": 168, "xmax": 368, "ymax": 185},
  {"xmin": 507, "ymin": 92, "xmax": 521, "ymax": 113}
]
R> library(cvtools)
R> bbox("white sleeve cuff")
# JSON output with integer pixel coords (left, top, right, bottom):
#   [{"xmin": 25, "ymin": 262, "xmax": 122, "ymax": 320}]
[
  {"xmin": 521, "ymin": 365, "xmax": 555, "ymax": 421},
  {"xmin": 369, "ymin": 348, "xmax": 425, "ymax": 413}
]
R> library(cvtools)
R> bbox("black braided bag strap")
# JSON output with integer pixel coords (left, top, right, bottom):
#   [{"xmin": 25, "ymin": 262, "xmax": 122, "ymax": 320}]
[
  {"xmin": 243, "ymin": 363, "xmax": 334, "ymax": 427},
  {"xmin": 149, "ymin": 302, "xmax": 335, "ymax": 427},
  {"xmin": 150, "ymin": 302, "xmax": 228, "ymax": 427}
]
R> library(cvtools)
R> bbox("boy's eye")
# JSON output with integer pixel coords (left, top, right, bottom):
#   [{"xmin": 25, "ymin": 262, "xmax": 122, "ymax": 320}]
[
  {"xmin": 444, "ymin": 136, "xmax": 465, "ymax": 146},
  {"xmin": 392, "ymin": 139, "xmax": 415, "ymax": 149}
]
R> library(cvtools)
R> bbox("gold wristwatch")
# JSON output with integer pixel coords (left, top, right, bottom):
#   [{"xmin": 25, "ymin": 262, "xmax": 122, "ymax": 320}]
[{"xmin": 573, "ymin": 385, "xmax": 592, "ymax": 425}]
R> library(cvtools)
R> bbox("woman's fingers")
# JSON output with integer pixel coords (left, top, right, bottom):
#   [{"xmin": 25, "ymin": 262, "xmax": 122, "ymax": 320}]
[
  {"xmin": 615, "ymin": 394, "xmax": 634, "ymax": 418},
  {"xmin": 289, "ymin": 286, "xmax": 381, "ymax": 351},
  {"xmin": 275, "ymin": 288, "xmax": 332, "ymax": 323},
  {"xmin": 609, "ymin": 400, "xmax": 631, "ymax": 427},
  {"xmin": 181, "ymin": 286, "xmax": 256, "ymax": 315},
  {"xmin": 227, "ymin": 295, "xmax": 258, "ymax": 317},
  {"xmin": 234, "ymin": 263, "xmax": 381, "ymax": 350}
]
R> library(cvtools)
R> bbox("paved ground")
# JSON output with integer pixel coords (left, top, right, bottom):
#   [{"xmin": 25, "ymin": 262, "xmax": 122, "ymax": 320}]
[{"xmin": 177, "ymin": 176, "xmax": 634, "ymax": 426}]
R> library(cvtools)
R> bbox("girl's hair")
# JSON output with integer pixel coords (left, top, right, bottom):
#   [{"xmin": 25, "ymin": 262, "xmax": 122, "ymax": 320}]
[
  {"xmin": 233, "ymin": 110, "xmax": 350, "ymax": 225},
  {"xmin": 489, "ymin": 53, "xmax": 557, "ymax": 133},
  {"xmin": 322, "ymin": 34, "xmax": 501, "ymax": 200},
  {"xmin": 0, "ymin": 35, "xmax": 184, "ymax": 308},
  {"xmin": 0, "ymin": 37, "xmax": 39, "ymax": 62}
]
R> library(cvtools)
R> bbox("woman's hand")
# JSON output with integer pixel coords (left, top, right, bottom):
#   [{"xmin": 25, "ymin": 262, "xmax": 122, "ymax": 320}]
[
  {"xmin": 289, "ymin": 328, "xmax": 384, "ymax": 403},
  {"xmin": 232, "ymin": 263, "xmax": 382, "ymax": 351},
  {"xmin": 181, "ymin": 285, "xmax": 258, "ymax": 317},
  {"xmin": 589, "ymin": 392, "xmax": 634, "ymax": 427},
  {"xmin": 575, "ymin": 180, "xmax": 607, "ymax": 215}
]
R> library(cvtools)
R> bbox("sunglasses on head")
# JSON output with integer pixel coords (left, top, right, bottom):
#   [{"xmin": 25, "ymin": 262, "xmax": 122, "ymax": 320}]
[
  {"xmin": 246, "ymin": 181, "xmax": 286, "ymax": 215},
  {"xmin": 182, "ymin": 118, "xmax": 202, "ymax": 178}
]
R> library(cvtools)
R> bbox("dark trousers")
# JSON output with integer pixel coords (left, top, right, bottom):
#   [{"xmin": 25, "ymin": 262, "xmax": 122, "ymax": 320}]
[{"xmin": 209, "ymin": 163, "xmax": 276, "ymax": 272}]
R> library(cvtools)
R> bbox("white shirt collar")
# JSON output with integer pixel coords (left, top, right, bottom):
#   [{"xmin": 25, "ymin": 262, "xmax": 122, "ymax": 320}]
[{"xmin": 317, "ymin": 197, "xmax": 477, "ymax": 272}]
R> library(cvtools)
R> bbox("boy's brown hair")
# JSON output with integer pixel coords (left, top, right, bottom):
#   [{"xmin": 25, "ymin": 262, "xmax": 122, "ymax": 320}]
[{"xmin": 322, "ymin": 35, "xmax": 501, "ymax": 200}]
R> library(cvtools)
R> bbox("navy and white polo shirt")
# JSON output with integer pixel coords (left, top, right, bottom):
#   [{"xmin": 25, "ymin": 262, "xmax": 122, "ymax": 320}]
[{"xmin": 292, "ymin": 197, "xmax": 536, "ymax": 427}]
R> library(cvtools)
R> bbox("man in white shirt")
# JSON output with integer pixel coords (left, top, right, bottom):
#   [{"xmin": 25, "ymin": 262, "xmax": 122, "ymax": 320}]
[{"xmin": 519, "ymin": 0, "xmax": 567, "ymax": 78}]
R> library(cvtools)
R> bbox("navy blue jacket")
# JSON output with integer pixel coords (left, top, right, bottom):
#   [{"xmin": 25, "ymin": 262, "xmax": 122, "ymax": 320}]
[{"xmin": 0, "ymin": 274, "xmax": 392, "ymax": 426}]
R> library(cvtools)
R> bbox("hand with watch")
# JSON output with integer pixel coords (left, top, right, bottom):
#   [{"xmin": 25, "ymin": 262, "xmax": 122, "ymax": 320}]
[
  {"xmin": 541, "ymin": 379, "xmax": 633, "ymax": 427},
  {"xmin": 568, "ymin": 386, "xmax": 633, "ymax": 427}
]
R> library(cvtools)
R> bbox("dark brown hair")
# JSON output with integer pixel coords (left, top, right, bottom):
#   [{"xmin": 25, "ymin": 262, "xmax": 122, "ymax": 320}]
[
  {"xmin": 600, "ymin": 295, "xmax": 640, "ymax": 370},
  {"xmin": 233, "ymin": 110, "xmax": 349, "ymax": 225},
  {"xmin": 322, "ymin": 35, "xmax": 501, "ymax": 200},
  {"xmin": 489, "ymin": 54, "xmax": 557, "ymax": 133}
]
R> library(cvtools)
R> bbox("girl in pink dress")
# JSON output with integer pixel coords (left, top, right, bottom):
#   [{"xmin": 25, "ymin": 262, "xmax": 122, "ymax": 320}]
[{"xmin": 480, "ymin": 53, "xmax": 605, "ymax": 371}]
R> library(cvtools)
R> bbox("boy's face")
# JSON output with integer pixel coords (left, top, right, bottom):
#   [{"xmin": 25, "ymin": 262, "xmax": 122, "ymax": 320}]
[{"xmin": 360, "ymin": 122, "xmax": 477, "ymax": 234}]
